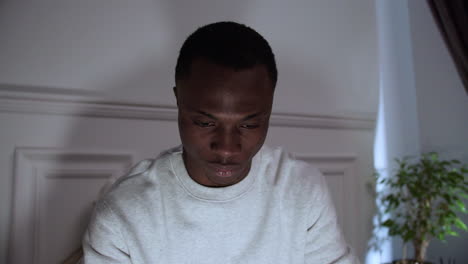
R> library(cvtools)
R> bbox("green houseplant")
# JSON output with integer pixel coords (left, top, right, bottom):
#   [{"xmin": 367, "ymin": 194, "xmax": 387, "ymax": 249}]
[{"xmin": 376, "ymin": 152, "xmax": 468, "ymax": 264}]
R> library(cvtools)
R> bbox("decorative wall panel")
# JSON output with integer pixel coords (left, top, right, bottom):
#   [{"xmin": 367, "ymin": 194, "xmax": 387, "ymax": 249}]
[{"xmin": 9, "ymin": 148, "xmax": 133, "ymax": 264}]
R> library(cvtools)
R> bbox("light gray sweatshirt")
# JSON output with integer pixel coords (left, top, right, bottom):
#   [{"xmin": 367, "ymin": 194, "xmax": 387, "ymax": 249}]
[{"xmin": 82, "ymin": 146, "xmax": 359, "ymax": 263}]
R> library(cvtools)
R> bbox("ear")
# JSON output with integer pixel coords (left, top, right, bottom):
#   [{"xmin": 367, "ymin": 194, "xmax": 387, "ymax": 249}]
[{"xmin": 173, "ymin": 86, "xmax": 179, "ymax": 106}]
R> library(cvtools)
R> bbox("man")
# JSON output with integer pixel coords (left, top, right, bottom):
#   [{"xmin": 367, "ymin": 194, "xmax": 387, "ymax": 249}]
[{"xmin": 82, "ymin": 21, "xmax": 358, "ymax": 263}]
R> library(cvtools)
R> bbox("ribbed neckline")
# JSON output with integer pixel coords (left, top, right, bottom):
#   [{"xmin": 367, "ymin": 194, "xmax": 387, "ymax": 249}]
[{"xmin": 169, "ymin": 148, "xmax": 262, "ymax": 202}]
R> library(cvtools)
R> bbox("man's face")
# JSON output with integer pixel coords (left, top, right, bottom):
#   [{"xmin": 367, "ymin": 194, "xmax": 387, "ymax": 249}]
[{"xmin": 175, "ymin": 58, "xmax": 274, "ymax": 187}]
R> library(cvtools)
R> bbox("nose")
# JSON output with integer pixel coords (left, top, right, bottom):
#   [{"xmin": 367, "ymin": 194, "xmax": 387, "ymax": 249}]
[{"xmin": 210, "ymin": 126, "xmax": 241, "ymax": 162}]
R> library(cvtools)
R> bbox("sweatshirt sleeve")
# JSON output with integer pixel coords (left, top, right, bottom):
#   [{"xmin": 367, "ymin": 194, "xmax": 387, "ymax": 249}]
[
  {"xmin": 82, "ymin": 200, "xmax": 131, "ymax": 264},
  {"xmin": 304, "ymin": 173, "xmax": 360, "ymax": 264}
]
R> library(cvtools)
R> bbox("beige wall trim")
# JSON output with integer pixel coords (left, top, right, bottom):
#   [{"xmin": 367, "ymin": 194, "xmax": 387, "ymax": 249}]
[{"xmin": 0, "ymin": 84, "xmax": 375, "ymax": 130}]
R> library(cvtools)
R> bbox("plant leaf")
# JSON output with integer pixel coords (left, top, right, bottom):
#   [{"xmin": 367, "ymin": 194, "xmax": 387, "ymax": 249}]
[
  {"xmin": 454, "ymin": 218, "xmax": 468, "ymax": 231},
  {"xmin": 447, "ymin": 230, "xmax": 459, "ymax": 236},
  {"xmin": 455, "ymin": 200, "xmax": 467, "ymax": 213}
]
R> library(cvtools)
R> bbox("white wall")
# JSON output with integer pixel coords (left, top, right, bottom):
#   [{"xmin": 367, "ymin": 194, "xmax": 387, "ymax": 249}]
[
  {"xmin": 0, "ymin": 0, "xmax": 378, "ymax": 116},
  {"xmin": 0, "ymin": 1, "xmax": 378, "ymax": 263},
  {"xmin": 407, "ymin": 1, "xmax": 468, "ymax": 263}
]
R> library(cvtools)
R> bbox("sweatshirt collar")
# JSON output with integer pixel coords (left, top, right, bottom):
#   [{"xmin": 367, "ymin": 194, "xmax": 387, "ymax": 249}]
[{"xmin": 169, "ymin": 147, "xmax": 261, "ymax": 202}]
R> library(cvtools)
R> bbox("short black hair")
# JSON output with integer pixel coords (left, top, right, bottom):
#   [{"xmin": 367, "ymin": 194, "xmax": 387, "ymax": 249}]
[{"xmin": 175, "ymin": 21, "xmax": 277, "ymax": 89}]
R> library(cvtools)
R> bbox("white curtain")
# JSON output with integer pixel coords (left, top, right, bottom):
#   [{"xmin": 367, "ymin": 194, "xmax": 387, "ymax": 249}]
[{"xmin": 366, "ymin": 1, "xmax": 421, "ymax": 263}]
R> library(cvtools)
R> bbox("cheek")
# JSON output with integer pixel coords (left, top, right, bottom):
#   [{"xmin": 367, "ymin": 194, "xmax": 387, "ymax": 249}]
[
  {"xmin": 242, "ymin": 127, "xmax": 269, "ymax": 152},
  {"xmin": 179, "ymin": 120, "xmax": 209, "ymax": 152}
]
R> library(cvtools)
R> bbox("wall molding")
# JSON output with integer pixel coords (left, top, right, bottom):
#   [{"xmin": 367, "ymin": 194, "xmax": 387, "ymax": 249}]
[
  {"xmin": 0, "ymin": 84, "xmax": 375, "ymax": 129},
  {"xmin": 9, "ymin": 147, "xmax": 134, "ymax": 264}
]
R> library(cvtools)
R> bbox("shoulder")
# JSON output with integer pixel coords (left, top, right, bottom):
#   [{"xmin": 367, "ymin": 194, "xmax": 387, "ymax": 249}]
[
  {"xmin": 99, "ymin": 146, "xmax": 180, "ymax": 211},
  {"xmin": 259, "ymin": 145, "xmax": 327, "ymax": 196},
  {"xmin": 104, "ymin": 159, "xmax": 156, "ymax": 200},
  {"xmin": 259, "ymin": 145, "xmax": 324, "ymax": 185}
]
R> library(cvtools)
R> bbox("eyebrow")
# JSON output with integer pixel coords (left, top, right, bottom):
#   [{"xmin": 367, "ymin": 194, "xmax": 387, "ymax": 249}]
[
  {"xmin": 196, "ymin": 110, "xmax": 217, "ymax": 120},
  {"xmin": 194, "ymin": 110, "xmax": 265, "ymax": 121}
]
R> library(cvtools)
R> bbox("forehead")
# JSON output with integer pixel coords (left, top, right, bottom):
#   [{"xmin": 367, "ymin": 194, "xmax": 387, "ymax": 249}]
[{"xmin": 177, "ymin": 59, "xmax": 274, "ymax": 114}]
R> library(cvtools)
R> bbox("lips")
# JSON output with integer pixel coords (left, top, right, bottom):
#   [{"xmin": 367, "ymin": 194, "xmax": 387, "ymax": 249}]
[{"xmin": 207, "ymin": 163, "xmax": 241, "ymax": 178}]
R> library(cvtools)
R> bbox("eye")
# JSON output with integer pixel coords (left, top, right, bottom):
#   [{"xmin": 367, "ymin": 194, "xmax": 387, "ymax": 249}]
[
  {"xmin": 239, "ymin": 123, "xmax": 260, "ymax": 129},
  {"xmin": 194, "ymin": 120, "xmax": 215, "ymax": 128}
]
